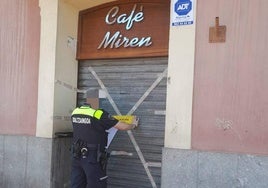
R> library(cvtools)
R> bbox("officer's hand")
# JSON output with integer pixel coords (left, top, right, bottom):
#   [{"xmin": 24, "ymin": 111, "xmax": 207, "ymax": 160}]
[{"xmin": 132, "ymin": 116, "xmax": 139, "ymax": 129}]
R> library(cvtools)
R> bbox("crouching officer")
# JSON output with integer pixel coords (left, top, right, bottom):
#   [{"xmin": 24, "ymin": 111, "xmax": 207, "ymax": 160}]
[{"xmin": 70, "ymin": 104, "xmax": 138, "ymax": 188}]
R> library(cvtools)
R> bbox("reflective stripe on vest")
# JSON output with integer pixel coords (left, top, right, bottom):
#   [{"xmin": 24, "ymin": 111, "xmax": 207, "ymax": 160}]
[{"xmin": 72, "ymin": 106, "xmax": 103, "ymax": 120}]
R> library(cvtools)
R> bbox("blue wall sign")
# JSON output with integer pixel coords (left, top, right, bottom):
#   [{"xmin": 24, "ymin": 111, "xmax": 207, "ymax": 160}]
[
  {"xmin": 172, "ymin": 0, "xmax": 194, "ymax": 26},
  {"xmin": 174, "ymin": 0, "xmax": 192, "ymax": 16}
]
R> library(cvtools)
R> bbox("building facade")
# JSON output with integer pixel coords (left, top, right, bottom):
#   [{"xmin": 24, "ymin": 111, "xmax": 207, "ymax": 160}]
[{"xmin": 0, "ymin": 0, "xmax": 267, "ymax": 187}]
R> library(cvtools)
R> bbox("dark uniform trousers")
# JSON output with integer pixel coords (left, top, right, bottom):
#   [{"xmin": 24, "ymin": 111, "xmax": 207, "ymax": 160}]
[
  {"xmin": 71, "ymin": 106, "xmax": 116, "ymax": 188},
  {"xmin": 71, "ymin": 155, "xmax": 107, "ymax": 188}
]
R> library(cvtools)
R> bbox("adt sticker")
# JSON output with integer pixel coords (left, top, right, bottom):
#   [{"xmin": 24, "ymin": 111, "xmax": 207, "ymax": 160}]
[{"xmin": 172, "ymin": 0, "xmax": 194, "ymax": 26}]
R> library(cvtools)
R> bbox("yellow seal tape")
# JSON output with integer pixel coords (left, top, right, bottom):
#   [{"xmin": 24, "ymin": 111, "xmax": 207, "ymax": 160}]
[{"xmin": 113, "ymin": 115, "xmax": 135, "ymax": 124}]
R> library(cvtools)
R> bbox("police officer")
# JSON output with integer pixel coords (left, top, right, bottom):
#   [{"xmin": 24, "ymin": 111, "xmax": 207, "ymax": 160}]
[{"xmin": 70, "ymin": 104, "xmax": 138, "ymax": 188}]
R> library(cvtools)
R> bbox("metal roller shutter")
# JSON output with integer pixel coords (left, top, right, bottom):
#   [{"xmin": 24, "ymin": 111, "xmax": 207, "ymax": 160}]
[{"xmin": 77, "ymin": 57, "xmax": 167, "ymax": 188}]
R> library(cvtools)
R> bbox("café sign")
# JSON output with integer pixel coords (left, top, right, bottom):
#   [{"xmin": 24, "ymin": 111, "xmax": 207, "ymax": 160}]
[
  {"xmin": 98, "ymin": 4, "xmax": 152, "ymax": 49},
  {"xmin": 77, "ymin": 0, "xmax": 170, "ymax": 60}
]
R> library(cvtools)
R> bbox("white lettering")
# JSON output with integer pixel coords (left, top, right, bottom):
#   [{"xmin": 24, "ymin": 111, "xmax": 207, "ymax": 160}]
[
  {"xmin": 178, "ymin": 3, "xmax": 189, "ymax": 10},
  {"xmin": 105, "ymin": 4, "xmax": 144, "ymax": 30},
  {"xmin": 72, "ymin": 117, "xmax": 91, "ymax": 124},
  {"xmin": 105, "ymin": 6, "xmax": 118, "ymax": 25},
  {"xmin": 98, "ymin": 31, "xmax": 152, "ymax": 49}
]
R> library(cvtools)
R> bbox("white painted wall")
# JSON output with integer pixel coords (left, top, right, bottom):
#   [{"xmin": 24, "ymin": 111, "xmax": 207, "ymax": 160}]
[
  {"xmin": 53, "ymin": 0, "xmax": 80, "ymax": 134},
  {"xmin": 65, "ymin": 0, "xmax": 116, "ymax": 10},
  {"xmin": 164, "ymin": 0, "xmax": 197, "ymax": 149},
  {"xmin": 36, "ymin": 0, "xmax": 116, "ymax": 138},
  {"xmin": 36, "ymin": 0, "xmax": 58, "ymax": 137}
]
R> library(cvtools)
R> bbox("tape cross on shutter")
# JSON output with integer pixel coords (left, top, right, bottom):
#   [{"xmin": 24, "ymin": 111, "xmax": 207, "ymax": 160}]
[{"xmin": 88, "ymin": 66, "xmax": 167, "ymax": 188}]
